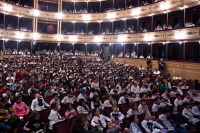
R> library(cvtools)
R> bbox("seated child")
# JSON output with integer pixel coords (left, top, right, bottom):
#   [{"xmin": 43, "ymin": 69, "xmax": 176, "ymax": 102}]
[
  {"xmin": 103, "ymin": 94, "xmax": 117, "ymax": 108},
  {"xmin": 152, "ymin": 97, "xmax": 161, "ymax": 113},
  {"xmin": 15, "ymin": 86, "xmax": 23, "ymax": 97},
  {"xmin": 170, "ymin": 87, "xmax": 179, "ymax": 97},
  {"xmin": 110, "ymin": 105, "xmax": 125, "ymax": 127},
  {"xmin": 174, "ymin": 93, "xmax": 183, "ymax": 107},
  {"xmin": 61, "ymin": 91, "xmax": 76, "ymax": 104},
  {"xmin": 24, "ymin": 111, "xmax": 46, "ymax": 133},
  {"xmin": 138, "ymin": 99, "xmax": 155, "ymax": 120},
  {"xmin": 141, "ymin": 113, "xmax": 167, "ymax": 133},
  {"xmin": 91, "ymin": 108, "xmax": 111, "ymax": 131},
  {"xmin": 192, "ymin": 101, "xmax": 200, "ymax": 116},
  {"xmin": 129, "ymin": 114, "xmax": 146, "ymax": 133},
  {"xmin": 22, "ymin": 90, "xmax": 30, "ymax": 106},
  {"xmin": 50, "ymin": 93, "xmax": 61, "ymax": 110},
  {"xmin": 65, "ymin": 103, "xmax": 77, "ymax": 120},
  {"xmin": 126, "ymin": 102, "xmax": 139, "ymax": 118},
  {"xmin": 118, "ymin": 92, "xmax": 131, "ymax": 104},
  {"xmin": 77, "ymin": 98, "xmax": 92, "ymax": 120}
]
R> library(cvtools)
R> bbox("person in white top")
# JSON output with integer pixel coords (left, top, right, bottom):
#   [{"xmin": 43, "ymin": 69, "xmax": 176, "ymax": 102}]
[
  {"xmin": 77, "ymin": 98, "xmax": 92, "ymax": 120},
  {"xmin": 103, "ymin": 95, "xmax": 117, "ymax": 108},
  {"xmin": 118, "ymin": 92, "xmax": 132, "ymax": 104},
  {"xmin": 31, "ymin": 93, "xmax": 50, "ymax": 112},
  {"xmin": 131, "ymin": 50, "xmax": 136, "ymax": 58},
  {"xmin": 110, "ymin": 105, "xmax": 125, "ymax": 125},
  {"xmin": 48, "ymin": 103, "xmax": 65, "ymax": 130},
  {"xmin": 131, "ymin": 83, "xmax": 140, "ymax": 94},
  {"xmin": 141, "ymin": 113, "xmax": 166, "ymax": 133},
  {"xmin": 153, "ymin": 68, "xmax": 160, "ymax": 75},
  {"xmin": 146, "ymin": 53, "xmax": 153, "ymax": 59},
  {"xmin": 50, "ymin": 93, "xmax": 61, "ymax": 110},
  {"xmin": 126, "ymin": 102, "xmax": 139, "ymax": 118},
  {"xmin": 188, "ymin": 22, "xmax": 195, "ymax": 27},
  {"xmin": 139, "ymin": 54, "xmax": 144, "ymax": 59},
  {"xmin": 174, "ymin": 93, "xmax": 183, "ymax": 107},
  {"xmin": 139, "ymin": 65, "xmax": 145, "ymax": 71},
  {"xmin": 61, "ymin": 91, "xmax": 76, "ymax": 104},
  {"xmin": 91, "ymin": 108, "xmax": 111, "ymax": 131},
  {"xmin": 192, "ymin": 101, "xmax": 200, "ymax": 116},
  {"xmin": 91, "ymin": 78, "xmax": 99, "ymax": 89},
  {"xmin": 77, "ymin": 89, "xmax": 88, "ymax": 102},
  {"xmin": 138, "ymin": 99, "xmax": 152, "ymax": 119},
  {"xmin": 152, "ymin": 97, "xmax": 161, "ymax": 113}
]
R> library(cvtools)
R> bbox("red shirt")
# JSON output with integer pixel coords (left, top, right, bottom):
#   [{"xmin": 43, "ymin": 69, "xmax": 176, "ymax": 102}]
[{"xmin": 16, "ymin": 72, "xmax": 27, "ymax": 80}]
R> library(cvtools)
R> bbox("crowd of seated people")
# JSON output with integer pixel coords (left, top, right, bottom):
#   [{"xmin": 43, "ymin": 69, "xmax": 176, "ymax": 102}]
[
  {"xmin": 64, "ymin": 30, "xmax": 94, "ymax": 35},
  {"xmin": 6, "ymin": 24, "xmax": 32, "ymax": 32},
  {"xmin": 2, "ymin": 0, "xmax": 33, "ymax": 8},
  {"xmin": 0, "ymin": 54, "xmax": 199, "ymax": 133},
  {"xmin": 63, "ymin": 8, "xmax": 89, "ymax": 14},
  {"xmin": 86, "ymin": 50, "xmax": 99, "ymax": 56}
]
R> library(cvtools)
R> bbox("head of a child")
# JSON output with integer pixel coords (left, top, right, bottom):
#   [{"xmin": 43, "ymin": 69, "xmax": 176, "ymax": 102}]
[
  {"xmin": 47, "ymin": 86, "xmax": 51, "ymax": 92},
  {"xmin": 67, "ymin": 91, "xmax": 73, "ymax": 97},
  {"xmin": 91, "ymin": 88, "xmax": 95, "ymax": 93},
  {"xmin": 65, "ymin": 102, "xmax": 72, "ymax": 110},
  {"xmin": 39, "ymin": 85, "xmax": 43, "ymax": 89},
  {"xmin": 80, "ymin": 89, "xmax": 87, "ymax": 96},
  {"xmin": 16, "ymin": 86, "xmax": 21, "ymax": 92},
  {"xmin": 141, "ymin": 99, "xmax": 146, "ymax": 106},
  {"xmin": 53, "ymin": 93, "xmax": 58, "ymax": 100},
  {"xmin": 141, "ymin": 84, "xmax": 145, "ymax": 89},
  {"xmin": 134, "ymin": 82, "xmax": 137, "ymax": 87},
  {"xmin": 183, "ymin": 102, "xmax": 190, "ymax": 109},
  {"xmin": 112, "ymin": 105, "xmax": 118, "ymax": 112},
  {"xmin": 30, "ymin": 111, "xmax": 40, "ymax": 120},
  {"xmin": 1, "ymin": 97, "xmax": 9, "ymax": 105},
  {"xmin": 35, "ymin": 93, "xmax": 40, "ymax": 98},
  {"xmin": 172, "ymin": 87, "xmax": 178, "ymax": 92},
  {"xmin": 130, "ymin": 92, "xmax": 136, "ymax": 98},
  {"xmin": 16, "ymin": 95, "xmax": 22, "ymax": 104},
  {"xmin": 30, "ymin": 83, "xmax": 35, "ymax": 89},
  {"xmin": 129, "ymin": 114, "xmax": 139, "ymax": 123},
  {"xmin": 51, "ymin": 103, "xmax": 58, "ymax": 111},
  {"xmin": 10, "ymin": 93, "xmax": 15, "ymax": 100},
  {"xmin": 163, "ymin": 107, "xmax": 170, "ymax": 117},
  {"xmin": 92, "ymin": 95, "xmax": 99, "ymax": 102},
  {"xmin": 185, "ymin": 93, "xmax": 191, "ymax": 99},
  {"xmin": 130, "ymin": 102, "xmax": 137, "ymax": 110},
  {"xmin": 107, "ymin": 121, "xmax": 114, "ymax": 130},
  {"xmin": 23, "ymin": 90, "xmax": 28, "ymax": 96},
  {"xmin": 79, "ymin": 98, "xmax": 86, "ymax": 106},
  {"xmin": 164, "ymin": 89, "xmax": 169, "ymax": 94},
  {"xmin": 92, "ymin": 108, "xmax": 100, "ymax": 116},
  {"xmin": 194, "ymin": 101, "xmax": 200, "ymax": 107},
  {"xmin": 154, "ymin": 97, "xmax": 160, "ymax": 105},
  {"xmin": 5, "ymin": 88, "xmax": 10, "ymax": 94},
  {"xmin": 172, "ymin": 106, "xmax": 177, "ymax": 113},
  {"xmin": 176, "ymin": 93, "xmax": 181, "ymax": 100},
  {"xmin": 143, "ymin": 113, "xmax": 150, "ymax": 121},
  {"xmin": 123, "ymin": 92, "xmax": 129, "ymax": 98}
]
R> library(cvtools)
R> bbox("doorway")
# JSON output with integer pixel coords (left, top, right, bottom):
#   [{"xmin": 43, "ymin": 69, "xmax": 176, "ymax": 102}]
[
  {"xmin": 141, "ymin": 22, "xmax": 146, "ymax": 29},
  {"xmin": 192, "ymin": 13, "xmax": 199, "ymax": 25},
  {"xmin": 173, "ymin": 17, "xmax": 179, "ymax": 27},
  {"xmin": 172, "ymin": 45, "xmax": 180, "ymax": 60}
]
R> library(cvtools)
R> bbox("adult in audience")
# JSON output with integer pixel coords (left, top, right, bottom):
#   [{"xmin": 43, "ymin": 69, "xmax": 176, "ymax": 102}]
[{"xmin": 158, "ymin": 58, "xmax": 165, "ymax": 74}]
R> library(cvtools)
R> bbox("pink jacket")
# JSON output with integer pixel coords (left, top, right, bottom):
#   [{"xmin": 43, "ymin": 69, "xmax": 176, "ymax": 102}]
[{"xmin": 12, "ymin": 102, "xmax": 30, "ymax": 117}]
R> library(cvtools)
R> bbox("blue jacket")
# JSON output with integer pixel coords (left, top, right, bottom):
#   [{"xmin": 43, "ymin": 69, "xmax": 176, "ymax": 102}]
[{"xmin": 11, "ymin": 84, "xmax": 24, "ymax": 91}]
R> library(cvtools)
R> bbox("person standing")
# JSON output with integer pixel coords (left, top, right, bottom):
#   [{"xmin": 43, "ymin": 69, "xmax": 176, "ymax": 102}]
[
  {"xmin": 158, "ymin": 58, "xmax": 165, "ymax": 74},
  {"xmin": 146, "ymin": 58, "xmax": 152, "ymax": 71}
]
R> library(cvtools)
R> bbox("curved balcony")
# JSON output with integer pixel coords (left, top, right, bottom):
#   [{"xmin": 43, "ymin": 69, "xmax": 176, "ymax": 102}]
[
  {"xmin": 1, "ymin": 26, "xmax": 199, "ymax": 43},
  {"xmin": 0, "ymin": 0, "xmax": 199, "ymax": 22}
]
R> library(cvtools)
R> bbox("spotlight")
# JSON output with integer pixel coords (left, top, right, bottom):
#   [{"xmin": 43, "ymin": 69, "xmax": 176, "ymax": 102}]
[
  {"xmin": 179, "ymin": 42, "xmax": 182, "ymax": 44},
  {"xmin": 122, "ymin": 43, "xmax": 123, "ymax": 45},
  {"xmin": 33, "ymin": 42, "xmax": 35, "ymax": 45},
  {"xmin": 163, "ymin": 42, "xmax": 165, "ymax": 45},
  {"xmin": 97, "ymin": 44, "xmax": 99, "ymax": 45},
  {"xmin": 72, "ymin": 43, "xmax": 74, "ymax": 45},
  {"xmin": 110, "ymin": 43, "xmax": 111, "ymax": 45},
  {"xmin": 134, "ymin": 43, "xmax": 137, "ymax": 45},
  {"xmin": 199, "ymin": 41, "xmax": 200, "ymax": 44},
  {"xmin": 18, "ymin": 40, "xmax": 20, "ymax": 42},
  {"xmin": 148, "ymin": 43, "xmax": 150, "ymax": 45},
  {"xmin": 5, "ymin": 39, "xmax": 7, "ymax": 42}
]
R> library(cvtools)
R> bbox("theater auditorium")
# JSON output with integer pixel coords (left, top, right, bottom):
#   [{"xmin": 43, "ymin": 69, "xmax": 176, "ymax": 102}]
[{"xmin": 0, "ymin": 0, "xmax": 200, "ymax": 133}]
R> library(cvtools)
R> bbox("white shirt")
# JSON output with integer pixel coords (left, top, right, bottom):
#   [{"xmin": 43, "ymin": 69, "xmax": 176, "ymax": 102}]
[
  {"xmin": 110, "ymin": 111, "xmax": 124, "ymax": 123},
  {"xmin": 126, "ymin": 109, "xmax": 139, "ymax": 118},
  {"xmin": 91, "ymin": 115, "xmax": 111, "ymax": 131},
  {"xmin": 141, "ymin": 120, "xmax": 163, "ymax": 133},
  {"xmin": 152, "ymin": 103, "xmax": 161, "ymax": 112},
  {"xmin": 174, "ymin": 98, "xmax": 183, "ymax": 107},
  {"xmin": 77, "ymin": 93, "xmax": 87, "ymax": 102},
  {"xmin": 61, "ymin": 96, "xmax": 76, "ymax": 104},
  {"xmin": 131, "ymin": 86, "xmax": 140, "ymax": 94},
  {"xmin": 159, "ymin": 114, "xmax": 174, "ymax": 131},
  {"xmin": 118, "ymin": 96, "xmax": 131, "ymax": 104},
  {"xmin": 103, "ymin": 100, "xmax": 117, "ymax": 108},
  {"xmin": 91, "ymin": 101, "xmax": 103, "ymax": 109},
  {"xmin": 48, "ymin": 109, "xmax": 63, "ymax": 130},
  {"xmin": 153, "ymin": 71, "xmax": 160, "ymax": 75},
  {"xmin": 192, "ymin": 106, "xmax": 200, "ymax": 116},
  {"xmin": 182, "ymin": 108, "xmax": 199, "ymax": 125},
  {"xmin": 138, "ymin": 104, "xmax": 151, "ymax": 117},
  {"xmin": 31, "ymin": 97, "xmax": 50, "ymax": 111}
]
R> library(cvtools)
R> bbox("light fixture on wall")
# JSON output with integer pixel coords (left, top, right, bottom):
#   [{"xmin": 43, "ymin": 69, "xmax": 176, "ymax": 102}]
[
  {"xmin": 18, "ymin": 40, "xmax": 20, "ymax": 42},
  {"xmin": 33, "ymin": 42, "xmax": 35, "ymax": 45},
  {"xmin": 98, "ymin": 20, "xmax": 101, "ymax": 23},
  {"xmin": 5, "ymin": 39, "xmax": 8, "ymax": 42},
  {"xmin": 134, "ymin": 43, "xmax": 137, "ymax": 45},
  {"xmin": 122, "ymin": 43, "xmax": 123, "ymax": 45},
  {"xmin": 163, "ymin": 42, "xmax": 165, "ymax": 45},
  {"xmin": 110, "ymin": 43, "xmax": 111, "ymax": 45},
  {"xmin": 179, "ymin": 42, "xmax": 182, "ymax": 44},
  {"xmin": 72, "ymin": 21, "xmax": 76, "ymax": 23},
  {"xmin": 72, "ymin": 43, "xmax": 74, "ymax": 45},
  {"xmin": 181, "ymin": 5, "xmax": 185, "ymax": 10},
  {"xmin": 199, "ymin": 41, "xmax": 200, "ymax": 44},
  {"xmin": 58, "ymin": 43, "xmax": 59, "ymax": 46},
  {"xmin": 148, "ymin": 43, "xmax": 151, "ymax": 45}
]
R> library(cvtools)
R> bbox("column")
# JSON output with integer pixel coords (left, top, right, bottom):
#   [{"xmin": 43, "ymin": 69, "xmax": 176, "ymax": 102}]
[
  {"xmin": 59, "ymin": 21, "xmax": 62, "ymax": 34},
  {"xmin": 113, "ymin": 0, "xmax": 114, "ymax": 9},
  {"xmin": 151, "ymin": 44, "xmax": 152, "ymax": 57},
  {"xmin": 151, "ymin": 15, "xmax": 153, "ymax": 31},
  {"xmin": 17, "ymin": 41, "xmax": 18, "ymax": 52},
  {"xmin": 124, "ymin": 20, "xmax": 126, "ymax": 30},
  {"xmin": 166, "ymin": 12, "xmax": 168, "ymax": 26},
  {"xmin": 124, "ymin": 44, "xmax": 125, "ymax": 57},
  {"xmin": 86, "ymin": 44, "xmax": 87, "ymax": 55},
  {"xmin": 184, "ymin": 8, "xmax": 185, "ymax": 27},
  {"xmin": 183, "ymin": 42, "xmax": 185, "ymax": 61},
  {"xmin": 4, "ymin": 14, "xmax": 5, "ymax": 28},
  {"xmin": 57, "ymin": 20, "xmax": 60, "ymax": 34},
  {"xmin": 99, "ymin": 22, "xmax": 101, "ymax": 34},
  {"xmin": 86, "ymin": 23, "xmax": 88, "ymax": 34},
  {"xmin": 73, "ymin": 44, "xmax": 74, "ymax": 55},
  {"xmin": 125, "ymin": 0, "xmax": 126, "ymax": 9},
  {"xmin": 100, "ymin": 1, "xmax": 101, "ymax": 12},
  {"xmin": 112, "ymin": 21, "xmax": 113, "ymax": 33},
  {"xmin": 112, "ymin": 44, "xmax": 113, "ymax": 55},
  {"xmin": 74, "ymin": 1, "xmax": 75, "ymax": 11},
  {"xmin": 58, "ymin": 0, "xmax": 60, "ymax": 12},
  {"xmin": 35, "ymin": 18, "xmax": 38, "ymax": 33},
  {"xmin": 166, "ymin": 43, "xmax": 168, "ymax": 60},
  {"xmin": 87, "ymin": 1, "xmax": 88, "ymax": 11},
  {"xmin": 59, "ymin": 44, "xmax": 60, "ymax": 51},
  {"xmin": 137, "ymin": 18, "xmax": 139, "ymax": 32},
  {"xmin": 99, "ymin": 44, "xmax": 100, "ymax": 52},
  {"xmin": 137, "ymin": 44, "xmax": 138, "ymax": 57},
  {"xmin": 73, "ymin": 23, "xmax": 75, "ymax": 32},
  {"xmin": 36, "ymin": 0, "xmax": 38, "ymax": 9},
  {"xmin": 18, "ymin": 16, "xmax": 19, "ymax": 29},
  {"xmin": 60, "ymin": 0, "xmax": 62, "ymax": 12},
  {"xmin": 3, "ymin": 40, "xmax": 4, "ymax": 53},
  {"xmin": 31, "ymin": 42, "xmax": 32, "ymax": 54}
]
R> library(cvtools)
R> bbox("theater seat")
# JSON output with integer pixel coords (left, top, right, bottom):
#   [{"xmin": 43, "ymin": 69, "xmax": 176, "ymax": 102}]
[
  {"xmin": 123, "ymin": 118, "xmax": 130, "ymax": 128},
  {"xmin": 73, "ymin": 92, "xmax": 80, "ymax": 98},
  {"xmin": 53, "ymin": 120, "xmax": 70, "ymax": 133},
  {"xmin": 146, "ymin": 99, "xmax": 154, "ymax": 111},
  {"xmin": 137, "ymin": 115, "xmax": 143, "ymax": 123},
  {"xmin": 41, "ymin": 109, "xmax": 50, "ymax": 126},
  {"xmin": 155, "ymin": 112, "xmax": 162, "ymax": 119},
  {"xmin": 61, "ymin": 94, "xmax": 68, "ymax": 100},
  {"xmin": 177, "ymin": 105, "xmax": 183, "ymax": 113},
  {"xmin": 187, "ymin": 129, "xmax": 196, "ymax": 133},
  {"xmin": 103, "ymin": 107, "xmax": 113, "ymax": 118},
  {"xmin": 170, "ymin": 97, "xmax": 176, "ymax": 104},
  {"xmin": 118, "ymin": 103, "xmax": 129, "ymax": 116},
  {"xmin": 44, "ymin": 96, "xmax": 53, "ymax": 105},
  {"xmin": 23, "ymin": 114, "xmax": 30, "ymax": 126}
]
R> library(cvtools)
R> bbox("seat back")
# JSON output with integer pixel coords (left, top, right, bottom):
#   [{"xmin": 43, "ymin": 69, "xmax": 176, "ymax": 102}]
[
  {"xmin": 170, "ymin": 97, "xmax": 176, "ymax": 104},
  {"xmin": 146, "ymin": 99, "xmax": 154, "ymax": 111},
  {"xmin": 118, "ymin": 103, "xmax": 129, "ymax": 116},
  {"xmin": 41, "ymin": 109, "xmax": 50, "ymax": 126},
  {"xmin": 123, "ymin": 118, "xmax": 130, "ymax": 128},
  {"xmin": 178, "ymin": 105, "xmax": 183, "ymax": 113},
  {"xmin": 103, "ymin": 107, "xmax": 113, "ymax": 118},
  {"xmin": 61, "ymin": 94, "xmax": 68, "ymax": 100},
  {"xmin": 23, "ymin": 114, "xmax": 30, "ymax": 125},
  {"xmin": 73, "ymin": 92, "xmax": 80, "ymax": 98},
  {"xmin": 53, "ymin": 120, "xmax": 70, "ymax": 133},
  {"xmin": 44, "ymin": 96, "xmax": 53, "ymax": 105}
]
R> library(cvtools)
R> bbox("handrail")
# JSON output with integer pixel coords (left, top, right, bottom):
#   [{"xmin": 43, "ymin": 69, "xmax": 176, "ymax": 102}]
[{"xmin": 0, "ymin": 0, "xmax": 198, "ymax": 22}]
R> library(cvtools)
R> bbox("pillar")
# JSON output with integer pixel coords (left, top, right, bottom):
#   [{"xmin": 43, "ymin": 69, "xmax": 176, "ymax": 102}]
[
  {"xmin": 124, "ymin": 20, "xmax": 126, "ymax": 31},
  {"xmin": 31, "ymin": 42, "xmax": 32, "ymax": 55},
  {"xmin": 151, "ymin": 44, "xmax": 152, "ymax": 57},
  {"xmin": 57, "ymin": 20, "xmax": 60, "ymax": 34},
  {"xmin": 100, "ymin": 1, "xmax": 101, "ymax": 12},
  {"xmin": 151, "ymin": 15, "xmax": 153, "ymax": 31},
  {"xmin": 166, "ymin": 12, "xmax": 168, "ymax": 26},
  {"xmin": 99, "ymin": 44, "xmax": 100, "ymax": 52},
  {"xmin": 124, "ymin": 44, "xmax": 125, "ymax": 56},
  {"xmin": 59, "ymin": 21, "xmax": 62, "ymax": 34},
  {"xmin": 36, "ymin": 0, "xmax": 38, "ymax": 9},
  {"xmin": 99, "ymin": 22, "xmax": 101, "ymax": 34},
  {"xmin": 59, "ymin": 44, "xmax": 60, "ymax": 51},
  {"xmin": 73, "ymin": 23, "xmax": 75, "ymax": 32},
  {"xmin": 3, "ymin": 40, "xmax": 4, "ymax": 53},
  {"xmin": 183, "ymin": 42, "xmax": 185, "ymax": 61},
  {"xmin": 113, "ymin": 0, "xmax": 114, "ymax": 9},
  {"xmin": 112, "ymin": 21, "xmax": 113, "ymax": 33},
  {"xmin": 17, "ymin": 41, "xmax": 18, "ymax": 52},
  {"xmin": 33, "ymin": 18, "xmax": 35, "ymax": 32},
  {"xmin": 74, "ymin": 2, "xmax": 75, "ymax": 11},
  {"xmin": 58, "ymin": 0, "xmax": 60, "ymax": 12},
  {"xmin": 137, "ymin": 18, "xmax": 139, "ymax": 32},
  {"xmin": 87, "ymin": 2, "xmax": 88, "ymax": 11},
  {"xmin": 184, "ymin": 8, "xmax": 185, "ymax": 27},
  {"xmin": 137, "ymin": 44, "xmax": 138, "ymax": 57},
  {"xmin": 86, "ymin": 44, "xmax": 87, "ymax": 55},
  {"xmin": 112, "ymin": 44, "xmax": 113, "ymax": 55},
  {"xmin": 35, "ymin": 18, "xmax": 38, "ymax": 33},
  {"xmin": 86, "ymin": 23, "xmax": 88, "ymax": 34},
  {"xmin": 4, "ymin": 14, "xmax": 5, "ymax": 28},
  {"xmin": 18, "ymin": 16, "xmax": 19, "ymax": 29},
  {"xmin": 166, "ymin": 43, "xmax": 168, "ymax": 60},
  {"xmin": 73, "ymin": 44, "xmax": 74, "ymax": 55},
  {"xmin": 125, "ymin": 0, "xmax": 126, "ymax": 9}
]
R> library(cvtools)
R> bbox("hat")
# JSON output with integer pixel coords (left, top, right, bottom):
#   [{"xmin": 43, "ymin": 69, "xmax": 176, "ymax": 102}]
[{"xmin": 80, "ymin": 89, "xmax": 87, "ymax": 93}]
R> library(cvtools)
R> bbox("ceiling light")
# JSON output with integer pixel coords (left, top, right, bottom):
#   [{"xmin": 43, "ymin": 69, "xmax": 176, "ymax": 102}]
[
  {"xmin": 179, "ymin": 42, "xmax": 182, "ymax": 44},
  {"xmin": 148, "ymin": 43, "xmax": 150, "ymax": 45},
  {"xmin": 122, "ymin": 43, "xmax": 123, "ymax": 45},
  {"xmin": 110, "ymin": 43, "xmax": 111, "ymax": 45},
  {"xmin": 163, "ymin": 42, "xmax": 165, "ymax": 45},
  {"xmin": 134, "ymin": 43, "xmax": 137, "ymax": 45},
  {"xmin": 72, "ymin": 43, "xmax": 74, "ymax": 45}
]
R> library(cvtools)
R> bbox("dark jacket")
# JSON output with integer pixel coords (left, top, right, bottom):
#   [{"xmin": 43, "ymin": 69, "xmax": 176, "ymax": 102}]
[
  {"xmin": 170, "ymin": 112, "xmax": 188, "ymax": 125},
  {"xmin": 77, "ymin": 127, "xmax": 96, "ymax": 133}
]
